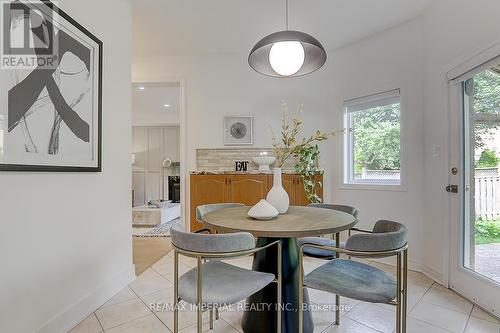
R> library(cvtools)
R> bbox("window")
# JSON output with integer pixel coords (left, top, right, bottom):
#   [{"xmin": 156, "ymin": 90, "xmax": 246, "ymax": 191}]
[{"xmin": 344, "ymin": 89, "xmax": 402, "ymax": 186}]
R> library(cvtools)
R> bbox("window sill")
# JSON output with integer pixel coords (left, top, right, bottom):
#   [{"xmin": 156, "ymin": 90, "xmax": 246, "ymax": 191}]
[{"xmin": 339, "ymin": 183, "xmax": 407, "ymax": 192}]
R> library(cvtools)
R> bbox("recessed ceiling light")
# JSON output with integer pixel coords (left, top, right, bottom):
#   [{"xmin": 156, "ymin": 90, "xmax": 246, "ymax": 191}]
[
  {"xmin": 164, "ymin": 104, "xmax": 170, "ymax": 108},
  {"xmin": 137, "ymin": 86, "xmax": 146, "ymax": 91}
]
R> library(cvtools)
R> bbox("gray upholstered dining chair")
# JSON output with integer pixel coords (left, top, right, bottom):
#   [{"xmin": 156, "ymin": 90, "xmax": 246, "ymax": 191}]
[
  {"xmin": 196, "ymin": 203, "xmax": 245, "ymax": 230},
  {"xmin": 171, "ymin": 224, "xmax": 282, "ymax": 333},
  {"xmin": 298, "ymin": 220, "xmax": 408, "ymax": 333},
  {"xmin": 194, "ymin": 203, "xmax": 245, "ymax": 321},
  {"xmin": 297, "ymin": 204, "xmax": 359, "ymax": 259}
]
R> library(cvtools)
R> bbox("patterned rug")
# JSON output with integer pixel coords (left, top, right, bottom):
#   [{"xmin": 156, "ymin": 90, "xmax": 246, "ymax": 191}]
[{"xmin": 132, "ymin": 218, "xmax": 182, "ymax": 238}]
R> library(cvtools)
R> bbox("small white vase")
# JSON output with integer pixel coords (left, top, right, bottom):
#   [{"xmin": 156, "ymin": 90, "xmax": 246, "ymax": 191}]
[
  {"xmin": 266, "ymin": 168, "xmax": 290, "ymax": 214},
  {"xmin": 248, "ymin": 199, "xmax": 279, "ymax": 220}
]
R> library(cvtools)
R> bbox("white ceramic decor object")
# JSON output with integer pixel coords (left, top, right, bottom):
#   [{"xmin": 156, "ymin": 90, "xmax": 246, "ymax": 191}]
[
  {"xmin": 252, "ymin": 156, "xmax": 276, "ymax": 172},
  {"xmin": 248, "ymin": 199, "xmax": 279, "ymax": 220},
  {"xmin": 266, "ymin": 168, "xmax": 290, "ymax": 214}
]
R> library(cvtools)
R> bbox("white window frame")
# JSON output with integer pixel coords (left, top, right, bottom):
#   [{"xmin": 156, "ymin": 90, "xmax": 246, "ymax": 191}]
[{"xmin": 342, "ymin": 88, "xmax": 406, "ymax": 190}]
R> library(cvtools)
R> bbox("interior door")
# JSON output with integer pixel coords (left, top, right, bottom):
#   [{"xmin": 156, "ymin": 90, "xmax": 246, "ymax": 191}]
[{"xmin": 449, "ymin": 61, "xmax": 500, "ymax": 316}]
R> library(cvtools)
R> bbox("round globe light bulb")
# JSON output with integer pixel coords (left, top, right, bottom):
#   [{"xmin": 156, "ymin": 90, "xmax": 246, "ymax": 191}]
[{"xmin": 269, "ymin": 41, "xmax": 305, "ymax": 76}]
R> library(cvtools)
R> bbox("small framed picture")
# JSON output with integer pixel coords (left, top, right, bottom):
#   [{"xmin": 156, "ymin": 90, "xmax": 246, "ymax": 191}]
[{"xmin": 224, "ymin": 116, "xmax": 253, "ymax": 146}]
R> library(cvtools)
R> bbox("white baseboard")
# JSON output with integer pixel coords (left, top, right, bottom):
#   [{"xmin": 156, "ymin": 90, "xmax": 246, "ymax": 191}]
[
  {"xmin": 370, "ymin": 258, "xmax": 448, "ymax": 286},
  {"xmin": 371, "ymin": 257, "xmax": 446, "ymax": 285},
  {"xmin": 421, "ymin": 265, "xmax": 445, "ymax": 286},
  {"xmin": 371, "ymin": 256, "xmax": 423, "ymax": 272},
  {"xmin": 36, "ymin": 265, "xmax": 136, "ymax": 333}
]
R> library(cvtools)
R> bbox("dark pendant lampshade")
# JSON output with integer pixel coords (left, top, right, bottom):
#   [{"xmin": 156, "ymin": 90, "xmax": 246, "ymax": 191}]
[{"xmin": 248, "ymin": 30, "xmax": 327, "ymax": 78}]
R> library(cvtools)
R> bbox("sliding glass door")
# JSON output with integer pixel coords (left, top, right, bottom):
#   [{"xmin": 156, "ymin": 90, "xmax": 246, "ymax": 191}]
[{"xmin": 449, "ymin": 60, "xmax": 500, "ymax": 316}]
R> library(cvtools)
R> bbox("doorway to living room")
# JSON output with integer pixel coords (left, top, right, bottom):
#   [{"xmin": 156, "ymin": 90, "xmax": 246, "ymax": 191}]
[{"xmin": 130, "ymin": 82, "xmax": 183, "ymax": 275}]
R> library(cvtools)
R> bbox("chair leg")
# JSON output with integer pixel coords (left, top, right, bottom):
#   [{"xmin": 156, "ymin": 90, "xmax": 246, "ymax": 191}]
[
  {"xmin": 298, "ymin": 250, "xmax": 304, "ymax": 333},
  {"xmin": 174, "ymin": 250, "xmax": 179, "ymax": 333},
  {"xmin": 348, "ymin": 230, "xmax": 352, "ymax": 260},
  {"xmin": 215, "ymin": 306, "xmax": 219, "ymax": 320},
  {"xmin": 396, "ymin": 252, "xmax": 402, "ymax": 333},
  {"xmin": 335, "ymin": 233, "xmax": 340, "ymax": 257},
  {"xmin": 402, "ymin": 249, "xmax": 408, "ymax": 333},
  {"xmin": 335, "ymin": 295, "xmax": 341, "ymax": 325},
  {"xmin": 335, "ymin": 232, "xmax": 341, "ymax": 325},
  {"xmin": 197, "ymin": 256, "xmax": 203, "ymax": 333},
  {"xmin": 277, "ymin": 241, "xmax": 282, "ymax": 333},
  {"xmin": 209, "ymin": 308, "xmax": 214, "ymax": 330}
]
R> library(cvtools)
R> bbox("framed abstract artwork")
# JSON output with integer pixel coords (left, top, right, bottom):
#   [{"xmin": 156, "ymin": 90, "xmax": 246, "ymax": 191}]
[
  {"xmin": 223, "ymin": 116, "xmax": 253, "ymax": 146},
  {"xmin": 0, "ymin": 0, "xmax": 103, "ymax": 172}
]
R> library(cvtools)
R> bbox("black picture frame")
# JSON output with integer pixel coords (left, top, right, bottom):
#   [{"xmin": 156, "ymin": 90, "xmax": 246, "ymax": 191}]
[{"xmin": 0, "ymin": 0, "xmax": 103, "ymax": 172}]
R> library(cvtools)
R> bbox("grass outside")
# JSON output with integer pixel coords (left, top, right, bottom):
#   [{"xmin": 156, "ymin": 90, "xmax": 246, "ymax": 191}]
[
  {"xmin": 475, "ymin": 219, "xmax": 500, "ymax": 245},
  {"xmin": 476, "ymin": 235, "xmax": 500, "ymax": 245}
]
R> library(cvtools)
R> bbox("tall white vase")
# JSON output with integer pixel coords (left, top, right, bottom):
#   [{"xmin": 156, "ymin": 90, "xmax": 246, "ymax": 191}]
[{"xmin": 266, "ymin": 168, "xmax": 290, "ymax": 214}]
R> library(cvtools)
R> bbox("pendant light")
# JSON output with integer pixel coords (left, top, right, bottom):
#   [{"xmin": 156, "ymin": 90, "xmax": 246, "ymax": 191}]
[{"xmin": 248, "ymin": 0, "xmax": 327, "ymax": 78}]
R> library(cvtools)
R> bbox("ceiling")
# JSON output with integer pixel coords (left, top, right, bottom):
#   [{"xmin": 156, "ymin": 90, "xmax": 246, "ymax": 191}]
[
  {"xmin": 131, "ymin": 0, "xmax": 432, "ymax": 58},
  {"xmin": 132, "ymin": 82, "xmax": 181, "ymax": 115}
]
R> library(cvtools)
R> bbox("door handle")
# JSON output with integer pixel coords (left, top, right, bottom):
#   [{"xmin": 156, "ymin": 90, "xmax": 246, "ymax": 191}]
[{"xmin": 446, "ymin": 185, "xmax": 458, "ymax": 193}]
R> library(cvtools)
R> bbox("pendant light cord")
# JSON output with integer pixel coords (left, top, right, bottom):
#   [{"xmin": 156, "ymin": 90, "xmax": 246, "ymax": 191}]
[{"xmin": 285, "ymin": 0, "xmax": 289, "ymax": 30}]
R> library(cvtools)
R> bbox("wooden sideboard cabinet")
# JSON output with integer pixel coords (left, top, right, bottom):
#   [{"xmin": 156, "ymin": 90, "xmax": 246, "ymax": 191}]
[
  {"xmin": 280, "ymin": 174, "xmax": 324, "ymax": 206},
  {"xmin": 190, "ymin": 173, "xmax": 323, "ymax": 231}
]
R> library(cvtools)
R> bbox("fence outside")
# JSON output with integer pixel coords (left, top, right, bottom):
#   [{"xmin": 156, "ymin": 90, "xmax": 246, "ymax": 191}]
[
  {"xmin": 354, "ymin": 169, "xmax": 401, "ymax": 181},
  {"xmin": 475, "ymin": 168, "xmax": 500, "ymax": 221},
  {"xmin": 352, "ymin": 167, "xmax": 499, "ymax": 221}
]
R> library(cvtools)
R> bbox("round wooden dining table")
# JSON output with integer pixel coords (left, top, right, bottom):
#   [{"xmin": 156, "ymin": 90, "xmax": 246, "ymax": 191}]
[{"xmin": 201, "ymin": 205, "xmax": 357, "ymax": 333}]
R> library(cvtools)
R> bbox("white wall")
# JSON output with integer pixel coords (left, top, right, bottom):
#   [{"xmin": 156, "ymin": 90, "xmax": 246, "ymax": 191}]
[
  {"xmin": 329, "ymin": 19, "xmax": 425, "ymax": 269},
  {"xmin": 0, "ymin": 1, "xmax": 133, "ymax": 332},
  {"xmin": 133, "ymin": 54, "xmax": 335, "ymax": 208},
  {"xmin": 133, "ymin": 19, "xmax": 426, "ymax": 269},
  {"xmin": 422, "ymin": 0, "xmax": 500, "ymax": 283},
  {"xmin": 133, "ymin": 109, "xmax": 180, "ymax": 127},
  {"xmin": 133, "ymin": 1, "xmax": 500, "ymax": 284},
  {"xmin": 132, "ymin": 126, "xmax": 180, "ymax": 206}
]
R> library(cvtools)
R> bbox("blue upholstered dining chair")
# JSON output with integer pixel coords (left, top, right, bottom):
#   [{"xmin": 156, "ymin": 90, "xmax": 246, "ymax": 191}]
[
  {"xmin": 296, "ymin": 203, "xmax": 359, "ymax": 325},
  {"xmin": 297, "ymin": 204, "xmax": 359, "ymax": 259},
  {"xmin": 171, "ymin": 224, "xmax": 282, "ymax": 333},
  {"xmin": 298, "ymin": 220, "xmax": 409, "ymax": 333}
]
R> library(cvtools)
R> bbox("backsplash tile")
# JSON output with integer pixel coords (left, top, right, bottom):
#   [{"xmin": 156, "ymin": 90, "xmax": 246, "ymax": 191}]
[{"xmin": 196, "ymin": 148, "xmax": 297, "ymax": 172}]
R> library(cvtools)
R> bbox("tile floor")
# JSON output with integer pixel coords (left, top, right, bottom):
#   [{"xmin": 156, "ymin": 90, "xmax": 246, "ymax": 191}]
[{"xmin": 70, "ymin": 251, "xmax": 500, "ymax": 333}]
